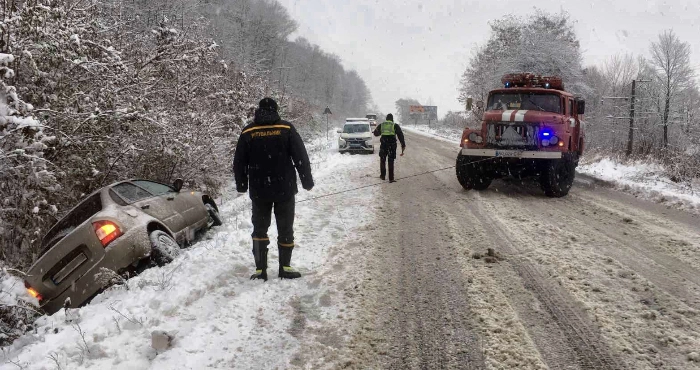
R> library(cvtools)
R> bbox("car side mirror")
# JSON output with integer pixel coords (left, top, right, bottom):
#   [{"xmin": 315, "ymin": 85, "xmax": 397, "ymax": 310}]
[
  {"xmin": 576, "ymin": 99, "xmax": 586, "ymax": 115},
  {"xmin": 336, "ymin": 129, "xmax": 343, "ymax": 134},
  {"xmin": 173, "ymin": 178, "xmax": 183, "ymax": 192}
]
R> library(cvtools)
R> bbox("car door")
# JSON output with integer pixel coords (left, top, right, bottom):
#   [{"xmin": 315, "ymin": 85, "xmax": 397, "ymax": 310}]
[
  {"xmin": 111, "ymin": 182, "xmax": 186, "ymax": 233},
  {"xmin": 131, "ymin": 180, "xmax": 204, "ymax": 229}
]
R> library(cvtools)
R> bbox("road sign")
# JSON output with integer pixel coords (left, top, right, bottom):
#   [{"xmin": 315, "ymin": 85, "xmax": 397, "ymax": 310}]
[
  {"xmin": 409, "ymin": 105, "xmax": 437, "ymax": 120},
  {"xmin": 323, "ymin": 106, "xmax": 332, "ymax": 115}
]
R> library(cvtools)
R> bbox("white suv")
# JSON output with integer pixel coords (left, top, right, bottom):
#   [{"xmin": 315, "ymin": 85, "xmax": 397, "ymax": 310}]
[{"xmin": 337, "ymin": 119, "xmax": 374, "ymax": 154}]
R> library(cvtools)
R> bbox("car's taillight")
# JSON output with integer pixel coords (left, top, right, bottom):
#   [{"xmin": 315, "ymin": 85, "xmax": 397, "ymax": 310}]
[
  {"xmin": 24, "ymin": 281, "xmax": 43, "ymax": 301},
  {"xmin": 93, "ymin": 220, "xmax": 123, "ymax": 247}
]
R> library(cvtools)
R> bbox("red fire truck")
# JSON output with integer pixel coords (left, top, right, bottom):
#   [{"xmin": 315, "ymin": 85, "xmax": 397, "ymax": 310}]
[{"xmin": 456, "ymin": 73, "xmax": 586, "ymax": 197}]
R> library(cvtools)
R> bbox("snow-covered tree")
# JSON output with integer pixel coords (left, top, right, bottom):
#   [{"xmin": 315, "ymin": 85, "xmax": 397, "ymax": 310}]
[
  {"xmin": 650, "ymin": 30, "xmax": 694, "ymax": 149},
  {"xmin": 0, "ymin": 0, "xmax": 373, "ymax": 271},
  {"xmin": 458, "ymin": 9, "xmax": 588, "ymax": 105},
  {"xmin": 395, "ymin": 98, "xmax": 421, "ymax": 124}
]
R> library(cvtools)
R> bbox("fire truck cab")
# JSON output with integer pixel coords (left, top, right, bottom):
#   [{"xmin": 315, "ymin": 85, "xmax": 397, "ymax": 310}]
[{"xmin": 457, "ymin": 73, "xmax": 586, "ymax": 197}]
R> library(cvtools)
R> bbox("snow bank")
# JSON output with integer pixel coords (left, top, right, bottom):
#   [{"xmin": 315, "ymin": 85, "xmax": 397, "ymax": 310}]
[
  {"xmin": 579, "ymin": 157, "xmax": 700, "ymax": 214},
  {"xmin": 1, "ymin": 141, "xmax": 378, "ymax": 369},
  {"xmin": 0, "ymin": 54, "xmax": 14, "ymax": 65},
  {"xmin": 401, "ymin": 124, "xmax": 463, "ymax": 144},
  {"xmin": 0, "ymin": 267, "xmax": 40, "ymax": 347},
  {"xmin": 0, "ymin": 271, "xmax": 27, "ymax": 308}
]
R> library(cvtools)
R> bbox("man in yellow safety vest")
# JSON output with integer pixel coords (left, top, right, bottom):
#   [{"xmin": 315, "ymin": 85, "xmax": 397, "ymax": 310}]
[{"xmin": 373, "ymin": 113, "xmax": 406, "ymax": 182}]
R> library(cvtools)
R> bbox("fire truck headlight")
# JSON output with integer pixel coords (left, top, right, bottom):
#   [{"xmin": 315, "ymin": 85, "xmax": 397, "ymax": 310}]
[
  {"xmin": 549, "ymin": 136, "xmax": 559, "ymax": 145},
  {"xmin": 468, "ymin": 132, "xmax": 483, "ymax": 143},
  {"xmin": 542, "ymin": 139, "xmax": 550, "ymax": 147}
]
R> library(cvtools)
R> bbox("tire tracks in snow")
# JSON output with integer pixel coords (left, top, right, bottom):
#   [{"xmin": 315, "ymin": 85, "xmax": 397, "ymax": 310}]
[
  {"xmin": 344, "ymin": 150, "xmax": 487, "ymax": 369},
  {"xmin": 404, "ymin": 131, "xmax": 626, "ymax": 368},
  {"xmin": 495, "ymin": 181, "xmax": 700, "ymax": 308},
  {"xmin": 468, "ymin": 192, "xmax": 627, "ymax": 370},
  {"xmin": 477, "ymin": 181, "xmax": 700, "ymax": 368}
]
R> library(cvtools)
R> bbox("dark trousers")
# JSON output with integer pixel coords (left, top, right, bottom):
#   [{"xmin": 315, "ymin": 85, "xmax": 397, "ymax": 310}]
[
  {"xmin": 379, "ymin": 143, "xmax": 397, "ymax": 180},
  {"xmin": 251, "ymin": 196, "xmax": 295, "ymax": 245}
]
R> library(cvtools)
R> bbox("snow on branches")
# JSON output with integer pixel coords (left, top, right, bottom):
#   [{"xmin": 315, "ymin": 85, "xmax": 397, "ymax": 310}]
[{"xmin": 459, "ymin": 9, "xmax": 588, "ymax": 103}]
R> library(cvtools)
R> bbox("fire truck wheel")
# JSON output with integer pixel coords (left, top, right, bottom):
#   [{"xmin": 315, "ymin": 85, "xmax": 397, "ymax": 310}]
[
  {"xmin": 540, "ymin": 156, "xmax": 576, "ymax": 197},
  {"xmin": 456, "ymin": 154, "xmax": 492, "ymax": 191}
]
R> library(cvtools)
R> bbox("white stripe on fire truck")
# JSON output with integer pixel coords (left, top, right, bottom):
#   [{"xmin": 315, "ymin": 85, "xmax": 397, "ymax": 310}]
[
  {"xmin": 514, "ymin": 110, "xmax": 528, "ymax": 122},
  {"xmin": 502, "ymin": 110, "xmax": 515, "ymax": 121}
]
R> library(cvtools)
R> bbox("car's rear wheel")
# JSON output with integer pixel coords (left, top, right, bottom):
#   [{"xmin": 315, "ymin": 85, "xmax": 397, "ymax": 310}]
[
  {"xmin": 205, "ymin": 203, "xmax": 222, "ymax": 228},
  {"xmin": 149, "ymin": 230, "xmax": 180, "ymax": 266}
]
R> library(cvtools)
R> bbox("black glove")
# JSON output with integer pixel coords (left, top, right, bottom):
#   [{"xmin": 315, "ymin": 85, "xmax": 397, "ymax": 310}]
[{"xmin": 302, "ymin": 179, "xmax": 314, "ymax": 191}]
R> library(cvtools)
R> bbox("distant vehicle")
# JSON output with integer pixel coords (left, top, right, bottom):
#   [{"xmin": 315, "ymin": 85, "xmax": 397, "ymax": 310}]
[
  {"xmin": 337, "ymin": 118, "xmax": 374, "ymax": 154},
  {"xmin": 365, "ymin": 113, "xmax": 378, "ymax": 126},
  {"xmin": 24, "ymin": 179, "xmax": 222, "ymax": 315},
  {"xmin": 457, "ymin": 73, "xmax": 586, "ymax": 197}
]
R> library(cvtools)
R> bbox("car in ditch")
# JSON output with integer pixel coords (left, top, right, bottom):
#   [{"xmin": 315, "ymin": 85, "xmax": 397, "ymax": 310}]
[
  {"xmin": 24, "ymin": 179, "xmax": 222, "ymax": 315},
  {"xmin": 338, "ymin": 118, "xmax": 375, "ymax": 154},
  {"xmin": 456, "ymin": 73, "xmax": 585, "ymax": 197}
]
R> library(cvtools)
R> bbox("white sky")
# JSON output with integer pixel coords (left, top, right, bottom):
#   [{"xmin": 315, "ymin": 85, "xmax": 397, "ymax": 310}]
[{"xmin": 280, "ymin": 0, "xmax": 700, "ymax": 118}]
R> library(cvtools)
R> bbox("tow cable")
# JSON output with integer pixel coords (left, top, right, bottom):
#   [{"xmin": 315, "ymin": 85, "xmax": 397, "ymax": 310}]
[{"xmin": 296, "ymin": 156, "xmax": 496, "ymax": 204}]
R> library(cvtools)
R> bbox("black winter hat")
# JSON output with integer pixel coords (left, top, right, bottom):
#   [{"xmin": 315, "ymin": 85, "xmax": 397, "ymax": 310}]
[
  {"xmin": 258, "ymin": 97, "xmax": 278, "ymax": 112},
  {"xmin": 386, "ymin": 113, "xmax": 393, "ymax": 121}
]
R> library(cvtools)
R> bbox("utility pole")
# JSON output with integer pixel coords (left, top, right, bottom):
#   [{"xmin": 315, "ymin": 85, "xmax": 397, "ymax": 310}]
[
  {"xmin": 626, "ymin": 80, "xmax": 636, "ymax": 157},
  {"xmin": 626, "ymin": 79, "xmax": 651, "ymax": 157}
]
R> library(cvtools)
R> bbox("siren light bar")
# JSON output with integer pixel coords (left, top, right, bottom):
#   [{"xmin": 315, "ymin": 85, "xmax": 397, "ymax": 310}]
[{"xmin": 501, "ymin": 73, "xmax": 564, "ymax": 90}]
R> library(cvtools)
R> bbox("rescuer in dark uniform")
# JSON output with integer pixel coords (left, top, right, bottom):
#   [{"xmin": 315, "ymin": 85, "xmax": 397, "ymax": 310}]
[
  {"xmin": 233, "ymin": 97, "xmax": 314, "ymax": 281},
  {"xmin": 373, "ymin": 113, "xmax": 406, "ymax": 182}
]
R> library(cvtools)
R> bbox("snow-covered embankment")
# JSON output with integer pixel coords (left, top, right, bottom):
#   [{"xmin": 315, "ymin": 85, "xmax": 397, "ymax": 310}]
[{"xmin": 1, "ymin": 139, "xmax": 379, "ymax": 369}]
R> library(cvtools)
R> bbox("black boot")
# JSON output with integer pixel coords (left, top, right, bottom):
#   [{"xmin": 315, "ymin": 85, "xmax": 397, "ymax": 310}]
[
  {"xmin": 388, "ymin": 158, "xmax": 395, "ymax": 182},
  {"xmin": 250, "ymin": 239, "xmax": 269, "ymax": 281},
  {"xmin": 380, "ymin": 155, "xmax": 387, "ymax": 180},
  {"xmin": 278, "ymin": 245, "xmax": 301, "ymax": 279}
]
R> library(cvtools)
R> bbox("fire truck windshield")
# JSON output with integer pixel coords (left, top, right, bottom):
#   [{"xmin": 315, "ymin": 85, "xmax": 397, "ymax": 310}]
[{"xmin": 487, "ymin": 93, "xmax": 562, "ymax": 114}]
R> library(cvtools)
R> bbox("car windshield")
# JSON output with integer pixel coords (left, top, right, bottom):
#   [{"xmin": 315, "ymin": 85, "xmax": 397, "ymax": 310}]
[
  {"xmin": 343, "ymin": 124, "xmax": 370, "ymax": 133},
  {"xmin": 40, "ymin": 193, "xmax": 103, "ymax": 256},
  {"xmin": 487, "ymin": 93, "xmax": 562, "ymax": 114}
]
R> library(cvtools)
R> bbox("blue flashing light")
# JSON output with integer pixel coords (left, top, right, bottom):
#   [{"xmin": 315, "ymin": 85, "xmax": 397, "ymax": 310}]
[
  {"xmin": 505, "ymin": 82, "xmax": 511, "ymax": 88},
  {"xmin": 543, "ymin": 132, "xmax": 550, "ymax": 136}
]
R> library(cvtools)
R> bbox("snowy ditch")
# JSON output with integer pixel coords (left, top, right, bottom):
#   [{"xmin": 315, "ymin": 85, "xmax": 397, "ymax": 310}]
[{"xmin": 1, "ymin": 137, "xmax": 380, "ymax": 369}]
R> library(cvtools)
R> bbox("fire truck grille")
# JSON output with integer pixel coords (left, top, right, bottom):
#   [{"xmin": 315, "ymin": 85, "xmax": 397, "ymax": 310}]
[{"xmin": 486, "ymin": 122, "xmax": 538, "ymax": 147}]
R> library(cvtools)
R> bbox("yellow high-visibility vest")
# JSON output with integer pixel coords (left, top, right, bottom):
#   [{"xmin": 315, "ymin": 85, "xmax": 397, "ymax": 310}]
[{"xmin": 380, "ymin": 121, "xmax": 396, "ymax": 136}]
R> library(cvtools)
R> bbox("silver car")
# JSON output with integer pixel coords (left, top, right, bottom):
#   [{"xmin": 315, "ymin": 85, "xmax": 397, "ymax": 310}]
[
  {"xmin": 24, "ymin": 179, "xmax": 222, "ymax": 315},
  {"xmin": 338, "ymin": 119, "xmax": 375, "ymax": 154}
]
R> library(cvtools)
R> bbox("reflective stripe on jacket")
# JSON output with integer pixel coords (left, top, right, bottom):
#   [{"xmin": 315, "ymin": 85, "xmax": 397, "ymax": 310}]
[{"xmin": 380, "ymin": 121, "xmax": 396, "ymax": 136}]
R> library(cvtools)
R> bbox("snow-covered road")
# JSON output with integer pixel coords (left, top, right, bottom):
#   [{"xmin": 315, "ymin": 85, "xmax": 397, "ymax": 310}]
[
  {"xmin": 3, "ymin": 132, "xmax": 700, "ymax": 369},
  {"xmin": 340, "ymin": 131, "xmax": 700, "ymax": 370}
]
